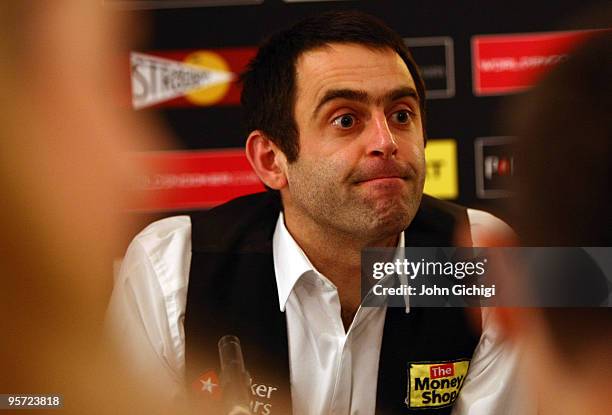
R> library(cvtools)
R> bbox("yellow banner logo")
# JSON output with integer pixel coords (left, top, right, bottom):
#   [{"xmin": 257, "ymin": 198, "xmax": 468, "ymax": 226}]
[
  {"xmin": 406, "ymin": 359, "xmax": 470, "ymax": 409},
  {"xmin": 424, "ymin": 139, "xmax": 458, "ymax": 199}
]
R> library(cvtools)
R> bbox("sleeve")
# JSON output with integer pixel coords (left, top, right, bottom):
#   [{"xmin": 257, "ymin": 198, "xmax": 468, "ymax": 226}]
[
  {"xmin": 450, "ymin": 209, "xmax": 535, "ymax": 415},
  {"xmin": 451, "ymin": 309, "xmax": 535, "ymax": 415},
  {"xmin": 105, "ymin": 215, "xmax": 192, "ymax": 400}
]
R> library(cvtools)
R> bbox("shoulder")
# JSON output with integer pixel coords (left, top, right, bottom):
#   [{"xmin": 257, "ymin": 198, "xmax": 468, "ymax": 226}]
[
  {"xmin": 466, "ymin": 209, "xmax": 517, "ymax": 246},
  {"xmin": 417, "ymin": 195, "xmax": 516, "ymax": 246},
  {"xmin": 118, "ymin": 215, "xmax": 192, "ymax": 286},
  {"xmin": 190, "ymin": 191, "xmax": 281, "ymax": 251},
  {"xmin": 133, "ymin": 215, "xmax": 191, "ymax": 253},
  {"xmin": 190, "ymin": 191, "xmax": 279, "ymax": 229}
]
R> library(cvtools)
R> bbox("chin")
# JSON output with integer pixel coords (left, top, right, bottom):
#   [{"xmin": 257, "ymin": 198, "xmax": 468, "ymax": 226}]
[{"xmin": 367, "ymin": 200, "xmax": 415, "ymax": 238}]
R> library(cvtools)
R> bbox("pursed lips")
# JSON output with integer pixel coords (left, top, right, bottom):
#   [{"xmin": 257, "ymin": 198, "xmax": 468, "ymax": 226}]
[
  {"xmin": 349, "ymin": 162, "xmax": 417, "ymax": 185},
  {"xmin": 355, "ymin": 175, "xmax": 406, "ymax": 184}
]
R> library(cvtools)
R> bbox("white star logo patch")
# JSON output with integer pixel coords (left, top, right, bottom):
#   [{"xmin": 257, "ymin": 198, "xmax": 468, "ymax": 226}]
[{"xmin": 200, "ymin": 377, "xmax": 218, "ymax": 394}]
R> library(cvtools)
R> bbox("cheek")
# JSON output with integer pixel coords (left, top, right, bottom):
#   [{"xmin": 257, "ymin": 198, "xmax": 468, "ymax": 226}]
[
  {"xmin": 416, "ymin": 148, "xmax": 426, "ymax": 174},
  {"xmin": 401, "ymin": 141, "xmax": 426, "ymax": 173},
  {"xmin": 287, "ymin": 155, "xmax": 344, "ymax": 190}
]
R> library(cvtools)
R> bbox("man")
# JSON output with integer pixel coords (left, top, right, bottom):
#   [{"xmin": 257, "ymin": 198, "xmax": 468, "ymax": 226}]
[{"xmin": 107, "ymin": 11, "xmax": 526, "ymax": 415}]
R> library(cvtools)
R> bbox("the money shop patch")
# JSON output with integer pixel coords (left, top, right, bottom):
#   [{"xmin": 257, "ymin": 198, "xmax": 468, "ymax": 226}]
[{"xmin": 405, "ymin": 359, "xmax": 470, "ymax": 409}]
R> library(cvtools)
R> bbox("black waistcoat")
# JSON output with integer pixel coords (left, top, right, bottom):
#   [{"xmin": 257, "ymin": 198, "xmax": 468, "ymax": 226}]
[{"xmin": 185, "ymin": 192, "xmax": 481, "ymax": 415}]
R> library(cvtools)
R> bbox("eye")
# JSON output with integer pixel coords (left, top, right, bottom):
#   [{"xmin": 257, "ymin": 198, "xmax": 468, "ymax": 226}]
[
  {"xmin": 390, "ymin": 110, "xmax": 412, "ymax": 125},
  {"xmin": 331, "ymin": 114, "xmax": 358, "ymax": 129}
]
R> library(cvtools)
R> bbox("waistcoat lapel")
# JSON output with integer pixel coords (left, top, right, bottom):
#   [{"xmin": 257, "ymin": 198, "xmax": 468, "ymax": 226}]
[{"xmin": 185, "ymin": 192, "xmax": 292, "ymax": 414}]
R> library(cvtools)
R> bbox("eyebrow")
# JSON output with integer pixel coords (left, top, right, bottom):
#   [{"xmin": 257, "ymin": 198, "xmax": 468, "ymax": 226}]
[{"xmin": 312, "ymin": 86, "xmax": 419, "ymax": 120}]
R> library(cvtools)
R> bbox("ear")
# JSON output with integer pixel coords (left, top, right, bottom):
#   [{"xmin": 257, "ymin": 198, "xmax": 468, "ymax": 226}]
[{"xmin": 245, "ymin": 130, "xmax": 288, "ymax": 190}]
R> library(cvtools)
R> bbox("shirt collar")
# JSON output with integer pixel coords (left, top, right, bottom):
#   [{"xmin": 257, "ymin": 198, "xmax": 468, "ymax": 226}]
[
  {"xmin": 273, "ymin": 212, "xmax": 317, "ymax": 312},
  {"xmin": 366, "ymin": 232, "xmax": 410, "ymax": 313},
  {"xmin": 272, "ymin": 212, "xmax": 409, "ymax": 313}
]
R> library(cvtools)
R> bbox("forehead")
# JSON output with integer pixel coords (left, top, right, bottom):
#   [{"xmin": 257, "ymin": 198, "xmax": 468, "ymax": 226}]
[{"xmin": 294, "ymin": 43, "xmax": 416, "ymax": 109}]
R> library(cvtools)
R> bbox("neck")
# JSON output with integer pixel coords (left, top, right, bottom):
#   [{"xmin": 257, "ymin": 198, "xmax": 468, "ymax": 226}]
[{"xmin": 283, "ymin": 206, "xmax": 399, "ymax": 330}]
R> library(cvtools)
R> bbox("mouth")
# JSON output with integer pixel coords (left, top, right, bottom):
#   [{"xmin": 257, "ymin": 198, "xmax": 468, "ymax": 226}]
[
  {"xmin": 355, "ymin": 175, "xmax": 407, "ymax": 185},
  {"xmin": 351, "ymin": 161, "xmax": 416, "ymax": 186},
  {"xmin": 354, "ymin": 176, "xmax": 408, "ymax": 192}
]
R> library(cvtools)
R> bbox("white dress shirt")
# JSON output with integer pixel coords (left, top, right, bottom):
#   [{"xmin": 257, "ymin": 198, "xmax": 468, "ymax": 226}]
[{"xmin": 106, "ymin": 208, "xmax": 532, "ymax": 415}]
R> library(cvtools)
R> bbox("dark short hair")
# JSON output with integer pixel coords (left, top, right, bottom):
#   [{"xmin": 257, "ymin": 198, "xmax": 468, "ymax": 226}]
[{"xmin": 240, "ymin": 10, "xmax": 426, "ymax": 162}]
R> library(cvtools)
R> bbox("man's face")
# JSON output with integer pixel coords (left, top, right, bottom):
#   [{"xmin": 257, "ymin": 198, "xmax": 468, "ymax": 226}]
[{"xmin": 282, "ymin": 43, "xmax": 426, "ymax": 242}]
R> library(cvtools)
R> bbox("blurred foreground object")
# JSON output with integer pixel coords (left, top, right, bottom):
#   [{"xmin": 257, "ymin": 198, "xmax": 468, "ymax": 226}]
[
  {"xmin": 218, "ymin": 336, "xmax": 252, "ymax": 415},
  {"xmin": 0, "ymin": 1, "xmax": 179, "ymax": 414},
  {"xmin": 499, "ymin": 29, "xmax": 612, "ymax": 415}
]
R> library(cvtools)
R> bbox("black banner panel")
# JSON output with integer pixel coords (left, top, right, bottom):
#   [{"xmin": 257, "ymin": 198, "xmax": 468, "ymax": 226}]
[{"xmin": 107, "ymin": 0, "xmax": 609, "ymax": 222}]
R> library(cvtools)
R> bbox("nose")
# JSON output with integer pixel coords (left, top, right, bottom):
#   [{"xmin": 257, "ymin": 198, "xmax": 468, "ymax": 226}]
[{"xmin": 366, "ymin": 111, "xmax": 398, "ymax": 159}]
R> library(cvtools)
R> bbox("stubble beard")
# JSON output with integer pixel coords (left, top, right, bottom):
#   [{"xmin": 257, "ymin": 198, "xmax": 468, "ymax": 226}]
[{"xmin": 286, "ymin": 158, "xmax": 424, "ymax": 245}]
